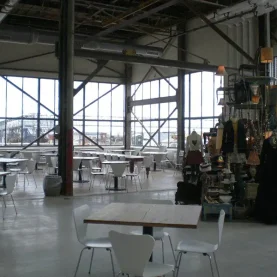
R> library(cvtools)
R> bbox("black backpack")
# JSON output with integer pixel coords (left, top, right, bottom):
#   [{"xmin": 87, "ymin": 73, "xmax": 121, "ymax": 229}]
[{"xmin": 234, "ymin": 80, "xmax": 251, "ymax": 104}]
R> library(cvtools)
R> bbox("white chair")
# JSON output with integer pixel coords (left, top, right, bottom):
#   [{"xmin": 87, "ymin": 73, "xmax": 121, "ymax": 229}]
[
  {"xmin": 22, "ymin": 152, "xmax": 33, "ymax": 160},
  {"xmin": 154, "ymin": 153, "xmax": 164, "ymax": 170},
  {"xmin": 73, "ymin": 205, "xmax": 115, "ymax": 277},
  {"xmin": 51, "ymin": 157, "xmax": 58, "ymax": 174},
  {"xmin": 125, "ymin": 162, "xmax": 143, "ymax": 191},
  {"xmin": 109, "ymin": 230, "xmax": 174, "ymax": 277},
  {"xmin": 9, "ymin": 160, "xmax": 27, "ymax": 185},
  {"xmin": 73, "ymin": 159, "xmax": 82, "ymax": 182},
  {"xmin": 175, "ymin": 210, "xmax": 226, "ymax": 277},
  {"xmin": 18, "ymin": 160, "xmax": 37, "ymax": 190},
  {"xmin": 131, "ymin": 199, "xmax": 176, "ymax": 263},
  {"xmin": 108, "ymin": 163, "xmax": 127, "ymax": 191},
  {"xmin": 89, "ymin": 167, "xmax": 108, "ymax": 190},
  {"xmin": 143, "ymin": 156, "xmax": 153, "ymax": 179},
  {"xmin": 0, "ymin": 174, "xmax": 17, "ymax": 219}
]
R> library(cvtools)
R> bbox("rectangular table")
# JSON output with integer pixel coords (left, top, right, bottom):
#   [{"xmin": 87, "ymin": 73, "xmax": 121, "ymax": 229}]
[
  {"xmin": 0, "ymin": 158, "xmax": 28, "ymax": 188},
  {"xmin": 85, "ymin": 203, "xmax": 202, "ymax": 261}
]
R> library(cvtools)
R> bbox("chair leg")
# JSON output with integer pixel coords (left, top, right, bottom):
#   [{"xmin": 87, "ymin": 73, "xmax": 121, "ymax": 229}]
[
  {"xmin": 32, "ymin": 174, "xmax": 37, "ymax": 188},
  {"xmin": 138, "ymin": 176, "xmax": 142, "ymax": 190},
  {"xmin": 161, "ymin": 239, "xmax": 165, "ymax": 263},
  {"xmin": 168, "ymin": 235, "xmax": 176, "ymax": 263},
  {"xmin": 108, "ymin": 249, "xmax": 116, "ymax": 277},
  {"xmin": 88, "ymin": 248, "xmax": 95, "ymax": 274},
  {"xmin": 74, "ymin": 247, "xmax": 87, "ymax": 277},
  {"xmin": 11, "ymin": 195, "xmax": 17, "ymax": 215},
  {"xmin": 213, "ymin": 253, "xmax": 220, "ymax": 277},
  {"xmin": 174, "ymin": 252, "xmax": 183, "ymax": 277},
  {"xmin": 205, "ymin": 254, "xmax": 215, "ymax": 277},
  {"xmin": 1, "ymin": 196, "xmax": 6, "ymax": 220}
]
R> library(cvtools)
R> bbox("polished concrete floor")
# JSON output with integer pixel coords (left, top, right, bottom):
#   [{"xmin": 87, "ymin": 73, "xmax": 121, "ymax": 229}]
[{"xmin": 1, "ymin": 170, "xmax": 277, "ymax": 277}]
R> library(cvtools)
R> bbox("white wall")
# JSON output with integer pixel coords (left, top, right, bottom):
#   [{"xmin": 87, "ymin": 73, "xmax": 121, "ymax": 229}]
[
  {"xmin": 185, "ymin": 17, "xmax": 259, "ymax": 69},
  {"xmin": 0, "ymin": 42, "xmax": 125, "ymax": 83},
  {"xmin": 132, "ymin": 33, "xmax": 178, "ymax": 83}
]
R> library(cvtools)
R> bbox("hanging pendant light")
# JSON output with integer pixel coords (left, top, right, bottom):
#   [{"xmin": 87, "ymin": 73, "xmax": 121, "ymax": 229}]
[
  {"xmin": 261, "ymin": 47, "xmax": 273, "ymax": 63},
  {"xmin": 215, "ymin": 65, "xmax": 227, "ymax": 76}
]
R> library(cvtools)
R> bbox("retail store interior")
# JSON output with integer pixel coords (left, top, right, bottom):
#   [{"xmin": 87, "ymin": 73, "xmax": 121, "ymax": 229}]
[{"xmin": 1, "ymin": 0, "xmax": 277, "ymax": 277}]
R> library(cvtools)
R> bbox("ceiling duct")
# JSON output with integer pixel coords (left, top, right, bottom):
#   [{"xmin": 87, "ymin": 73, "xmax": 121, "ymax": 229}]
[
  {"xmin": 207, "ymin": 0, "xmax": 277, "ymax": 25},
  {"xmin": 0, "ymin": 25, "xmax": 163, "ymax": 57}
]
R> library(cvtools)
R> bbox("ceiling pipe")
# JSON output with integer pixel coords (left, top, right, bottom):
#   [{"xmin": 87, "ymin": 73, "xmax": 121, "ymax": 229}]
[
  {"xmin": 0, "ymin": 25, "xmax": 163, "ymax": 57},
  {"xmin": 0, "ymin": 0, "xmax": 20, "ymax": 23},
  {"xmin": 207, "ymin": 0, "xmax": 277, "ymax": 25}
]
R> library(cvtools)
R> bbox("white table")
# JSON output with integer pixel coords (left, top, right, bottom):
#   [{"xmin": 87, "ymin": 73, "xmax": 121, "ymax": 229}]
[
  {"xmin": 73, "ymin": 156, "xmax": 99, "ymax": 183},
  {"xmin": 0, "ymin": 158, "xmax": 27, "ymax": 188},
  {"xmin": 85, "ymin": 202, "xmax": 202, "ymax": 260}
]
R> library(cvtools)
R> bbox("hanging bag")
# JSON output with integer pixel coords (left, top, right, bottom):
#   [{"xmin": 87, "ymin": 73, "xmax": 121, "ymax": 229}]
[{"xmin": 234, "ymin": 80, "xmax": 250, "ymax": 104}]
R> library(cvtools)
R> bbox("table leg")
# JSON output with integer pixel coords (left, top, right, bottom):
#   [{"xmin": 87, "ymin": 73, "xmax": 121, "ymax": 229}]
[
  {"xmin": 129, "ymin": 160, "xmax": 135, "ymax": 173},
  {"xmin": 146, "ymin": 167, "xmax": 150, "ymax": 178},
  {"xmin": 153, "ymin": 160, "xmax": 157, "ymax": 171},
  {"xmin": 78, "ymin": 162, "xmax": 82, "ymax": 181},
  {"xmin": 114, "ymin": 177, "xmax": 118, "ymax": 190},
  {"xmin": 2, "ymin": 162, "xmax": 7, "ymax": 188},
  {"xmin": 143, "ymin": 226, "xmax": 153, "ymax": 261}
]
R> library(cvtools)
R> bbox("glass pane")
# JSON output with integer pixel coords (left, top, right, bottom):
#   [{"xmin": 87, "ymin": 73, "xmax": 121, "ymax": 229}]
[
  {"xmin": 190, "ymin": 119, "xmax": 202, "ymax": 136},
  {"xmin": 190, "ymin": 73, "xmax": 202, "ymax": 117},
  {"xmin": 99, "ymin": 83, "xmax": 112, "ymax": 120},
  {"xmin": 22, "ymin": 120, "xmax": 37, "ymax": 145},
  {"xmin": 40, "ymin": 120, "xmax": 54, "ymax": 145},
  {"xmin": 134, "ymin": 84, "xmax": 142, "ymax": 100},
  {"xmin": 202, "ymin": 118, "xmax": 214, "ymax": 134},
  {"xmin": 73, "ymin": 121, "xmax": 83, "ymax": 145},
  {"xmin": 151, "ymin": 104, "xmax": 159, "ymax": 119},
  {"xmin": 23, "ymin": 78, "xmax": 38, "ymax": 118},
  {"xmin": 112, "ymin": 85, "xmax": 124, "ymax": 120},
  {"xmin": 0, "ymin": 78, "xmax": 6, "ymax": 117},
  {"xmin": 202, "ymin": 72, "xmax": 214, "ymax": 116},
  {"xmin": 143, "ymin": 82, "xmax": 151, "ymax": 100},
  {"xmin": 160, "ymin": 79, "xmax": 169, "ymax": 97},
  {"xmin": 40, "ymin": 79, "xmax": 55, "ymax": 119},
  {"xmin": 169, "ymin": 120, "xmax": 177, "ymax": 148},
  {"xmin": 0, "ymin": 120, "xmax": 5, "ymax": 146},
  {"xmin": 111, "ymin": 122, "xmax": 123, "ymax": 145},
  {"xmin": 55, "ymin": 80, "xmax": 59, "ymax": 117},
  {"xmin": 132, "ymin": 122, "xmax": 143, "ymax": 146},
  {"xmin": 98, "ymin": 121, "xmax": 110, "ymax": 145},
  {"xmin": 150, "ymin": 121, "xmax": 159, "ymax": 146},
  {"xmin": 185, "ymin": 119, "xmax": 190, "ymax": 141},
  {"xmin": 142, "ymin": 121, "xmax": 151, "ymax": 147},
  {"xmin": 74, "ymin": 81, "xmax": 84, "ymax": 120},
  {"xmin": 7, "ymin": 77, "xmax": 22, "ymax": 117},
  {"xmin": 151, "ymin": 80, "xmax": 159, "ymax": 98},
  {"xmin": 185, "ymin": 74, "xmax": 189, "ymax": 118},
  {"xmin": 160, "ymin": 121, "xmax": 168, "ymax": 147},
  {"xmin": 85, "ymin": 82, "xmax": 98, "ymax": 120},
  {"xmin": 214, "ymin": 75, "xmax": 222, "ymax": 116},
  {"xmin": 160, "ymin": 103, "xmax": 169, "ymax": 119},
  {"xmin": 143, "ymin": 105, "xmax": 151, "ymax": 120},
  {"xmin": 85, "ymin": 121, "xmax": 98, "ymax": 145},
  {"xmin": 6, "ymin": 119, "xmax": 22, "ymax": 145},
  {"xmin": 169, "ymin": 103, "xmax": 177, "ymax": 118},
  {"xmin": 134, "ymin": 106, "xmax": 142, "ymax": 119},
  {"xmin": 168, "ymin": 76, "xmax": 177, "ymax": 96}
]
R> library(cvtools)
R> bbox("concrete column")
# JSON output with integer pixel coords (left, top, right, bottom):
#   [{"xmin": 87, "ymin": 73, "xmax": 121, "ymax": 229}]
[
  {"xmin": 124, "ymin": 64, "xmax": 132, "ymax": 149},
  {"xmin": 177, "ymin": 28, "xmax": 186, "ymax": 155},
  {"xmin": 58, "ymin": 0, "xmax": 74, "ymax": 196}
]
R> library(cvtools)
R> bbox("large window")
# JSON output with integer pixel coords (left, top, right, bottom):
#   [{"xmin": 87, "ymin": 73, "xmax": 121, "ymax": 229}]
[
  {"xmin": 0, "ymin": 76, "xmax": 124, "ymax": 146},
  {"xmin": 131, "ymin": 76, "xmax": 177, "ymax": 148},
  {"xmin": 184, "ymin": 71, "xmax": 222, "ymax": 139}
]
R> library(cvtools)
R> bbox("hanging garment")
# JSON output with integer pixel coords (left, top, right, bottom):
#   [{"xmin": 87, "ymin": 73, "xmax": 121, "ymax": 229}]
[
  {"xmin": 255, "ymin": 138, "xmax": 277, "ymax": 224},
  {"xmin": 221, "ymin": 119, "xmax": 247, "ymax": 154},
  {"xmin": 186, "ymin": 131, "xmax": 203, "ymax": 165}
]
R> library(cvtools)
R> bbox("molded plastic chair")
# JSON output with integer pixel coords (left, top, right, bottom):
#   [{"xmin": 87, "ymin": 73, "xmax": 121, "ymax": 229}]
[
  {"xmin": 175, "ymin": 210, "xmax": 225, "ymax": 277},
  {"xmin": 18, "ymin": 159, "xmax": 37, "ymax": 190},
  {"xmin": 108, "ymin": 163, "xmax": 127, "ymax": 191},
  {"xmin": 125, "ymin": 162, "xmax": 143, "ymax": 191},
  {"xmin": 131, "ymin": 199, "xmax": 176, "ymax": 263},
  {"xmin": 0, "ymin": 174, "xmax": 17, "ymax": 219},
  {"xmin": 109, "ymin": 230, "xmax": 174, "ymax": 277},
  {"xmin": 73, "ymin": 205, "xmax": 115, "ymax": 277}
]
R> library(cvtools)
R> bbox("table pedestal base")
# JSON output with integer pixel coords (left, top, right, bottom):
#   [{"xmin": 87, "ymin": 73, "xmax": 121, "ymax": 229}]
[{"xmin": 143, "ymin": 226, "xmax": 153, "ymax": 261}]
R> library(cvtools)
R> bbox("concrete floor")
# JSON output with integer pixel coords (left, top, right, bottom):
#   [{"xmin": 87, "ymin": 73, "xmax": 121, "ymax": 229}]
[{"xmin": 1, "ymin": 169, "xmax": 277, "ymax": 277}]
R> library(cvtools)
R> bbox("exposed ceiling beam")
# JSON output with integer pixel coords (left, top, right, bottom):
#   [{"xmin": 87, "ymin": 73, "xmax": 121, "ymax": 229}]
[
  {"xmin": 74, "ymin": 49, "xmax": 238, "ymax": 72},
  {"xmin": 82, "ymin": 0, "xmax": 179, "ymax": 42}
]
